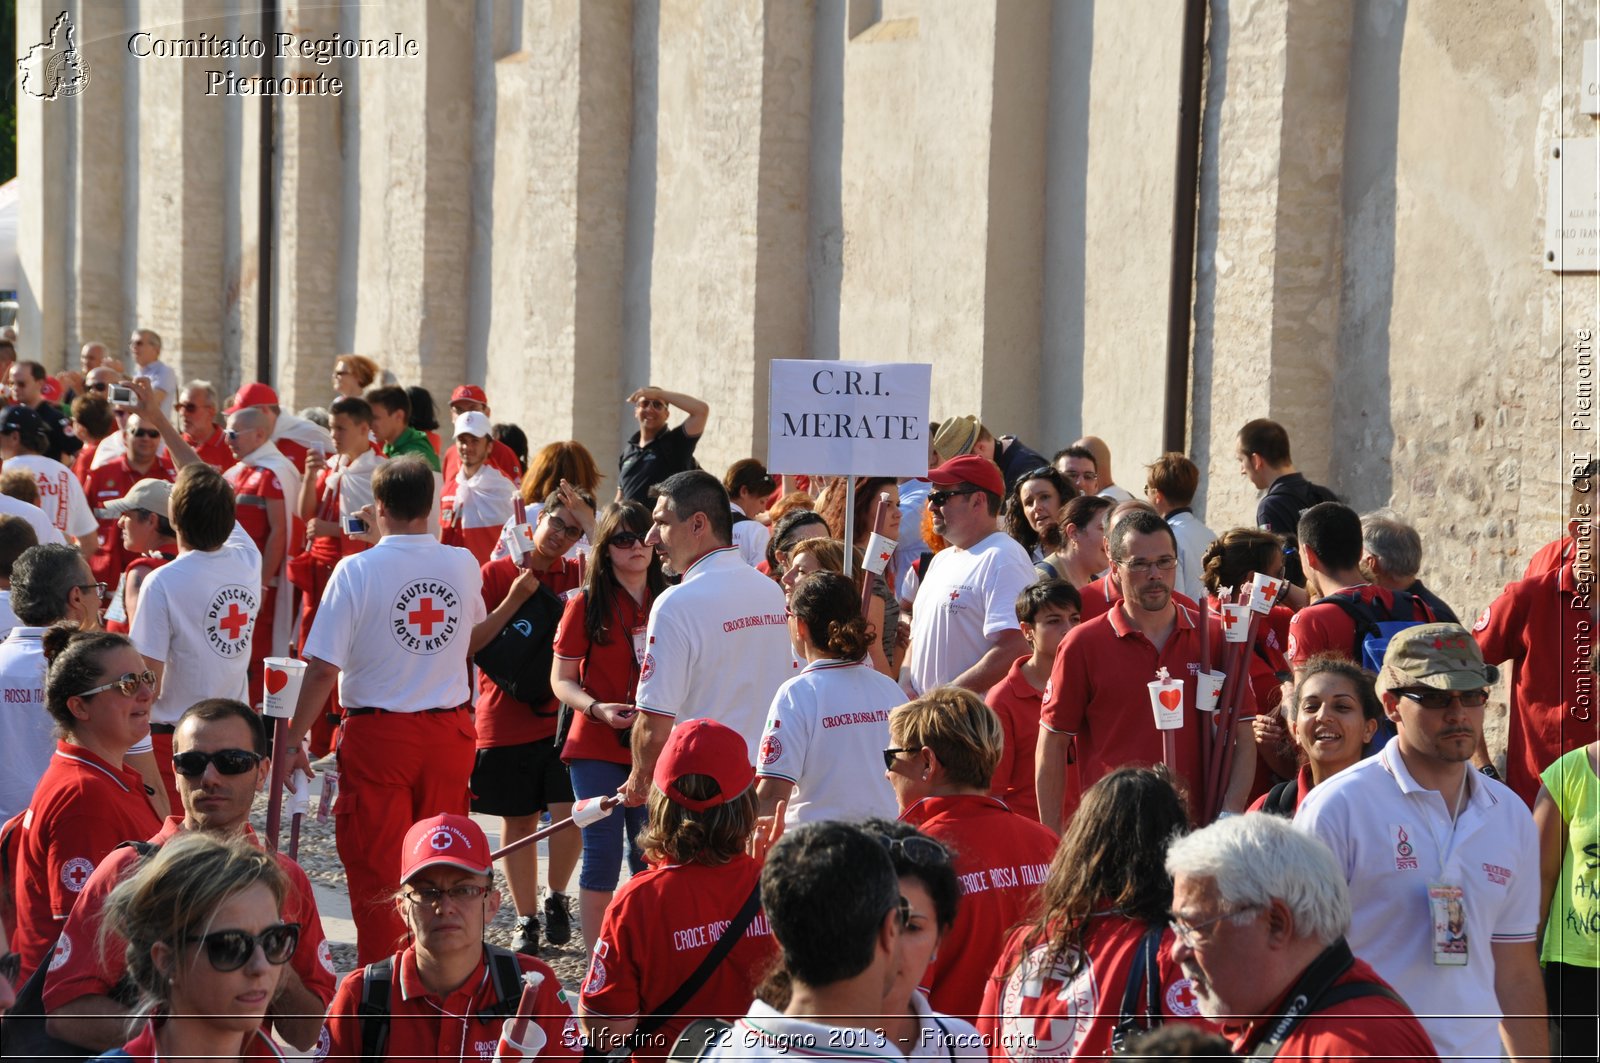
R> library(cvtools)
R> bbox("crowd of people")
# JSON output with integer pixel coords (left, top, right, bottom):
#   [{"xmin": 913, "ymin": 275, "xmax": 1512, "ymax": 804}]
[{"xmin": 0, "ymin": 329, "xmax": 1594, "ymax": 1061}]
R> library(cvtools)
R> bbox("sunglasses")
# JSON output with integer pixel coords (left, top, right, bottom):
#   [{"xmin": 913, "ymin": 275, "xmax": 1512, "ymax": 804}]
[
  {"xmin": 927, "ymin": 487, "xmax": 979, "ymax": 509},
  {"xmin": 86, "ymin": 382, "xmax": 110, "ymax": 392},
  {"xmin": 129, "ymin": 428, "xmax": 161, "ymax": 439},
  {"xmin": 76, "ymin": 581, "xmax": 109, "ymax": 599},
  {"xmin": 609, "ymin": 531, "xmax": 645, "ymax": 549},
  {"xmin": 172, "ymin": 748, "xmax": 265, "ymax": 778},
  {"xmin": 635, "ymin": 398, "xmax": 667, "ymax": 411},
  {"xmin": 223, "ymin": 429, "xmax": 241, "ymax": 440},
  {"xmin": 176, "ymin": 402, "xmax": 208, "ymax": 413},
  {"xmin": 882, "ymin": 746, "xmax": 919, "ymax": 770},
  {"xmin": 874, "ymin": 832, "xmax": 951, "ymax": 868},
  {"xmin": 1396, "ymin": 688, "xmax": 1490, "ymax": 710},
  {"xmin": 186, "ymin": 923, "xmax": 300, "ymax": 972},
  {"xmin": 77, "ymin": 669, "xmax": 158, "ymax": 698}
]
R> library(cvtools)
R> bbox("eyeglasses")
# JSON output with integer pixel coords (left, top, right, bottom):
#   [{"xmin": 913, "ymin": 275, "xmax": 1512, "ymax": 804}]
[
  {"xmin": 927, "ymin": 487, "xmax": 980, "ymax": 509},
  {"xmin": 874, "ymin": 832, "xmax": 951, "ymax": 868},
  {"xmin": 77, "ymin": 669, "xmax": 158, "ymax": 698},
  {"xmin": 1064, "ymin": 470, "xmax": 1099, "ymax": 483},
  {"xmin": 223, "ymin": 429, "xmax": 240, "ymax": 440},
  {"xmin": 1397, "ymin": 688, "xmax": 1490, "ymax": 710},
  {"xmin": 609, "ymin": 531, "xmax": 645, "ymax": 549},
  {"xmin": 76, "ymin": 582, "xmax": 108, "ymax": 599},
  {"xmin": 176, "ymin": 402, "xmax": 208, "ymax": 413},
  {"xmin": 404, "ymin": 883, "xmax": 491, "ymax": 906},
  {"xmin": 635, "ymin": 398, "xmax": 667, "ymax": 411},
  {"xmin": 1168, "ymin": 905, "xmax": 1260, "ymax": 948},
  {"xmin": 0, "ymin": 950, "xmax": 19, "ymax": 984},
  {"xmin": 882, "ymin": 746, "xmax": 919, "ymax": 770},
  {"xmin": 1117, "ymin": 556, "xmax": 1179, "ymax": 575},
  {"xmin": 544, "ymin": 513, "xmax": 583, "ymax": 540},
  {"xmin": 129, "ymin": 428, "xmax": 160, "ymax": 439},
  {"xmin": 185, "ymin": 924, "xmax": 300, "ymax": 972},
  {"xmin": 172, "ymin": 748, "xmax": 265, "ymax": 778}
]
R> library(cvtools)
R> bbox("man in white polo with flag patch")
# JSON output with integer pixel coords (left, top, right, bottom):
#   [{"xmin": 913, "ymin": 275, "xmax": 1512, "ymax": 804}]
[{"xmin": 285, "ymin": 455, "xmax": 487, "ymax": 964}]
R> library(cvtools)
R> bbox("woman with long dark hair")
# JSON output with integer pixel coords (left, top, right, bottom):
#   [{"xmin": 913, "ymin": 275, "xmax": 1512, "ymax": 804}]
[
  {"xmin": 1003, "ymin": 466, "xmax": 1077, "ymax": 561},
  {"xmin": 1249, "ymin": 654, "xmax": 1381, "ymax": 817},
  {"xmin": 552, "ymin": 502, "xmax": 665, "ymax": 955},
  {"xmin": 979, "ymin": 767, "xmax": 1202, "ymax": 1059}
]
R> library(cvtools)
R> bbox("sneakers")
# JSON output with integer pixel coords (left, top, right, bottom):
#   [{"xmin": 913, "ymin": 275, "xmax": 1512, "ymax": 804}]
[
  {"xmin": 511, "ymin": 914, "xmax": 540, "ymax": 956},
  {"xmin": 543, "ymin": 893, "xmax": 572, "ymax": 946}
]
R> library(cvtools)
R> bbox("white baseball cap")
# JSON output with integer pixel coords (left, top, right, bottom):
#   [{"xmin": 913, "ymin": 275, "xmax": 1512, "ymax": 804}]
[{"xmin": 452, "ymin": 411, "xmax": 493, "ymax": 439}]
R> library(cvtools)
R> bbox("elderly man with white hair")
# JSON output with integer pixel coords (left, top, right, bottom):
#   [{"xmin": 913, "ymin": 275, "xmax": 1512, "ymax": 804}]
[{"xmin": 1166, "ymin": 814, "xmax": 1437, "ymax": 1060}]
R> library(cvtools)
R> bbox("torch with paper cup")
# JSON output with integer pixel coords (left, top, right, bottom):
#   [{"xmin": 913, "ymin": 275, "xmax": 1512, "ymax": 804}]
[
  {"xmin": 1148, "ymin": 668, "xmax": 1184, "ymax": 775},
  {"xmin": 261, "ymin": 656, "xmax": 307, "ymax": 853},
  {"xmin": 495, "ymin": 971, "xmax": 552, "ymax": 1061}
]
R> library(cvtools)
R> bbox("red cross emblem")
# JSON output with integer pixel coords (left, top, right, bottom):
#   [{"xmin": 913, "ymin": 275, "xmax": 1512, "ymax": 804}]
[
  {"xmin": 1221, "ymin": 609, "xmax": 1241, "ymax": 631},
  {"xmin": 949, "ymin": 590, "xmax": 960, "ymax": 602},
  {"xmin": 218, "ymin": 603, "xmax": 250, "ymax": 640},
  {"xmin": 409, "ymin": 598, "xmax": 446, "ymax": 635},
  {"xmin": 878, "ymin": 550, "xmax": 892, "ymax": 563}
]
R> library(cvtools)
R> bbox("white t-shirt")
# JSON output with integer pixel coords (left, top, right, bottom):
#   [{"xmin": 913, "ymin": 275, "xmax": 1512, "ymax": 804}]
[
  {"xmin": 0, "ymin": 626, "xmax": 52, "ymax": 822},
  {"xmin": 1098, "ymin": 483, "xmax": 1135, "ymax": 503},
  {"xmin": 635, "ymin": 547, "xmax": 794, "ymax": 749},
  {"xmin": 907, "ymin": 530, "xmax": 1034, "ymax": 695},
  {"xmin": 303, "ymin": 533, "xmax": 486, "ymax": 710},
  {"xmin": 756, "ymin": 658, "xmax": 902, "ymax": 827},
  {"xmin": 730, "ymin": 504, "xmax": 770, "ymax": 568},
  {"xmin": 0, "ymin": 493, "xmax": 66, "ymax": 546},
  {"xmin": 134, "ymin": 358, "xmax": 179, "ymax": 420},
  {"xmin": 1165, "ymin": 510, "xmax": 1217, "ymax": 604},
  {"xmin": 5, "ymin": 454, "xmax": 97, "ymax": 538},
  {"xmin": 1295, "ymin": 738, "xmax": 1540, "ymax": 1063},
  {"xmin": 708, "ymin": 1001, "xmax": 901, "ymax": 1063},
  {"xmin": 131, "ymin": 523, "xmax": 262, "ymax": 724}
]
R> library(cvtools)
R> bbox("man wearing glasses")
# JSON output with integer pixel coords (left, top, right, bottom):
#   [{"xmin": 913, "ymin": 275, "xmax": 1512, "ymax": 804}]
[
  {"xmin": 616, "ymin": 384, "xmax": 709, "ymax": 505},
  {"xmin": 907, "ymin": 454, "xmax": 1036, "ymax": 697},
  {"xmin": 127, "ymin": 328, "xmax": 178, "ymax": 421},
  {"xmin": 1038, "ymin": 509, "xmax": 1252, "ymax": 830},
  {"xmin": 42, "ymin": 699, "xmax": 335, "ymax": 1054},
  {"xmin": 83, "ymin": 413, "xmax": 174, "ymax": 601},
  {"xmin": 1296, "ymin": 625, "xmax": 1546, "ymax": 1063},
  {"xmin": 176, "ymin": 380, "xmax": 234, "ymax": 470}
]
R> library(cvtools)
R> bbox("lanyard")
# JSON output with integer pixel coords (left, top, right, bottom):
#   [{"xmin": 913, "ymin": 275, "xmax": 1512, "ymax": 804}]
[{"xmin": 1422, "ymin": 770, "xmax": 1470, "ymax": 877}]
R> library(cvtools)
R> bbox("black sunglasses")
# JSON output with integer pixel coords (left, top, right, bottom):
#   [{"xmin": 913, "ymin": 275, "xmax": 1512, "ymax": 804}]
[
  {"xmin": 882, "ymin": 746, "xmax": 918, "ymax": 770},
  {"xmin": 129, "ymin": 428, "xmax": 161, "ymax": 439},
  {"xmin": 186, "ymin": 923, "xmax": 300, "ymax": 972},
  {"xmin": 610, "ymin": 531, "xmax": 645, "ymax": 549},
  {"xmin": 928, "ymin": 487, "xmax": 980, "ymax": 509},
  {"xmin": 172, "ymin": 748, "xmax": 265, "ymax": 778}
]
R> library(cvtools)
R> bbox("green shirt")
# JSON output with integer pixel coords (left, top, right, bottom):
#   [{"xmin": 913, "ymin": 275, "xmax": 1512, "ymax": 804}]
[
  {"xmin": 1540, "ymin": 745, "xmax": 1600, "ymax": 967},
  {"xmin": 384, "ymin": 426, "xmax": 440, "ymax": 472}
]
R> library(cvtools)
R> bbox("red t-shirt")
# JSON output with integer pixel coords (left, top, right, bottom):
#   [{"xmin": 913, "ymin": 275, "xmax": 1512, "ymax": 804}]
[
  {"xmin": 85, "ymin": 455, "xmax": 175, "ymax": 590},
  {"xmin": 475, "ymin": 556, "xmax": 583, "ymax": 748},
  {"xmin": 43, "ymin": 817, "xmax": 337, "ymax": 1014},
  {"xmin": 224, "ymin": 462, "xmax": 286, "ymax": 555},
  {"xmin": 1285, "ymin": 584, "xmax": 1417, "ymax": 668},
  {"xmin": 899, "ymin": 794, "xmax": 1058, "ymax": 1022},
  {"xmin": 1228, "ymin": 955, "xmax": 1439, "ymax": 1062},
  {"xmin": 9, "ymin": 742, "xmax": 162, "ymax": 984},
  {"xmin": 1041, "ymin": 603, "xmax": 1251, "ymax": 816},
  {"xmin": 324, "ymin": 946, "xmax": 579, "ymax": 1062},
  {"xmin": 581, "ymin": 856, "xmax": 776, "ymax": 1063},
  {"xmin": 185, "ymin": 427, "xmax": 235, "ymax": 471},
  {"xmin": 442, "ymin": 437, "xmax": 523, "ymax": 486},
  {"xmin": 1473, "ymin": 562, "xmax": 1598, "ymax": 806},
  {"xmin": 978, "ymin": 917, "xmax": 1210, "ymax": 1061},
  {"xmin": 1525, "ymin": 535, "xmax": 1575, "ymax": 579},
  {"xmin": 552, "ymin": 585, "xmax": 655, "ymax": 765},
  {"xmin": 985, "ymin": 656, "xmax": 1044, "ymax": 821},
  {"xmin": 114, "ymin": 1020, "xmax": 285, "ymax": 1061}
]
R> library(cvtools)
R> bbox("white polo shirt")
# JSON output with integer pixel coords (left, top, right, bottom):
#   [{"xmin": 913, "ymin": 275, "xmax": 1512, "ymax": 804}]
[
  {"xmin": 0, "ymin": 626, "xmax": 51, "ymax": 822},
  {"xmin": 907, "ymin": 530, "xmax": 1034, "ymax": 695},
  {"xmin": 6, "ymin": 454, "xmax": 97, "ymax": 538},
  {"xmin": 1165, "ymin": 509, "xmax": 1217, "ymax": 604},
  {"xmin": 0, "ymin": 493, "xmax": 66, "ymax": 546},
  {"xmin": 756, "ymin": 658, "xmax": 902, "ymax": 827},
  {"xmin": 303, "ymin": 533, "xmax": 486, "ymax": 711},
  {"xmin": 1295, "ymin": 737, "xmax": 1539, "ymax": 1063},
  {"xmin": 134, "ymin": 358, "xmax": 179, "ymax": 420},
  {"xmin": 131, "ymin": 523, "xmax": 262, "ymax": 725},
  {"xmin": 635, "ymin": 547, "xmax": 793, "ymax": 749}
]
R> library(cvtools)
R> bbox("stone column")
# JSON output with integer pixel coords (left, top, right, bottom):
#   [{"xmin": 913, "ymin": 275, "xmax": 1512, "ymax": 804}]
[{"xmin": 485, "ymin": 0, "xmax": 633, "ymax": 470}]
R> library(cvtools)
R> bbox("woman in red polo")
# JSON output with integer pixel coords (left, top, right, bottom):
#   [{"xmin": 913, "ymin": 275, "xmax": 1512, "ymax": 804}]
[
  {"xmin": 551, "ymin": 501, "xmax": 665, "ymax": 955},
  {"xmin": 10, "ymin": 628, "xmax": 161, "ymax": 984},
  {"xmin": 885, "ymin": 687, "xmax": 1059, "ymax": 1023}
]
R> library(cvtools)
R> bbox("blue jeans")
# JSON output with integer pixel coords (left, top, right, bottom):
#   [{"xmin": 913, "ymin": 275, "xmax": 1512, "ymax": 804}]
[{"xmin": 568, "ymin": 758, "xmax": 648, "ymax": 891}]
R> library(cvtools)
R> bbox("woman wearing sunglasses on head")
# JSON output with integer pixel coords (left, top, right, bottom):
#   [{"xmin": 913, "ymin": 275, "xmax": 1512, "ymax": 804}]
[
  {"xmin": 86, "ymin": 831, "xmax": 296, "ymax": 1061},
  {"xmin": 8, "ymin": 627, "xmax": 161, "ymax": 986},
  {"xmin": 551, "ymin": 502, "xmax": 666, "ymax": 956}
]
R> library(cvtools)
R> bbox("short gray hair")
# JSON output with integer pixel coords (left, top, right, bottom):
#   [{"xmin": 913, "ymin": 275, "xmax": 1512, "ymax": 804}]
[
  {"xmin": 182, "ymin": 379, "xmax": 219, "ymax": 409},
  {"xmin": 1165, "ymin": 815, "xmax": 1349, "ymax": 946},
  {"xmin": 10, "ymin": 544, "xmax": 90, "ymax": 626},
  {"xmin": 1361, "ymin": 509, "xmax": 1423, "ymax": 580}
]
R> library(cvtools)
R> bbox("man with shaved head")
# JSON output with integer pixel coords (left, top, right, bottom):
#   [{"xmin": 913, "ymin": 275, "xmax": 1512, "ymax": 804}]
[{"xmin": 1072, "ymin": 435, "xmax": 1134, "ymax": 503}]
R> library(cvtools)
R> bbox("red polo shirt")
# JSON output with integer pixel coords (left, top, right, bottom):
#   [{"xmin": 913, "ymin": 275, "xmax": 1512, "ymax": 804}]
[
  {"xmin": 1079, "ymin": 574, "xmax": 1198, "ymax": 622},
  {"xmin": 475, "ymin": 556, "xmax": 583, "ymax": 748},
  {"xmin": 985, "ymin": 656, "xmax": 1044, "ymax": 821},
  {"xmin": 43, "ymin": 817, "xmax": 337, "ymax": 1014},
  {"xmin": 1227, "ymin": 955, "xmax": 1438, "ymax": 1061},
  {"xmin": 1525, "ymin": 534, "xmax": 1575, "ymax": 578},
  {"xmin": 899, "ymin": 793, "xmax": 1058, "ymax": 1023},
  {"xmin": 9, "ymin": 742, "xmax": 162, "ymax": 984},
  {"xmin": 1041, "ymin": 601, "xmax": 1250, "ymax": 814},
  {"xmin": 552, "ymin": 585, "xmax": 655, "ymax": 765},
  {"xmin": 84, "ymin": 455, "xmax": 174, "ymax": 590},
  {"xmin": 1474, "ymin": 562, "xmax": 1598, "ymax": 806},
  {"xmin": 114, "ymin": 1021, "xmax": 285, "ymax": 1061},
  {"xmin": 325, "ymin": 946, "xmax": 578, "ymax": 1062},
  {"xmin": 186, "ymin": 427, "xmax": 236, "ymax": 471}
]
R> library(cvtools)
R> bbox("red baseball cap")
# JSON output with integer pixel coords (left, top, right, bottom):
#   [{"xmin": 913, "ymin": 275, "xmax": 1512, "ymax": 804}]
[
  {"xmin": 450, "ymin": 385, "xmax": 488, "ymax": 407},
  {"xmin": 399, "ymin": 813, "xmax": 493, "ymax": 882},
  {"xmin": 224, "ymin": 381, "xmax": 279, "ymax": 414},
  {"xmin": 928, "ymin": 453, "xmax": 1004, "ymax": 497},
  {"xmin": 654, "ymin": 719, "xmax": 754, "ymax": 812},
  {"xmin": 41, "ymin": 376, "xmax": 63, "ymax": 404}
]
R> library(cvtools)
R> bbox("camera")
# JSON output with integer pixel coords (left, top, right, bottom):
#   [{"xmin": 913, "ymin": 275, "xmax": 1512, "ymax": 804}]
[
  {"xmin": 343, "ymin": 515, "xmax": 368, "ymax": 535},
  {"xmin": 109, "ymin": 385, "xmax": 136, "ymax": 407}
]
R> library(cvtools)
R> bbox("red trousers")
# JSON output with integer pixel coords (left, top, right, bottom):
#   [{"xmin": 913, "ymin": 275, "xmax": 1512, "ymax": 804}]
[{"xmin": 334, "ymin": 708, "xmax": 476, "ymax": 965}]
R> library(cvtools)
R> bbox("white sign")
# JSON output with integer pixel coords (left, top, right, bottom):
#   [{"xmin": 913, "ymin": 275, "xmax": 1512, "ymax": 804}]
[
  {"xmin": 1545, "ymin": 138, "xmax": 1600, "ymax": 272},
  {"xmin": 1585, "ymin": 41, "xmax": 1600, "ymax": 115},
  {"xmin": 767, "ymin": 360, "xmax": 932, "ymax": 476}
]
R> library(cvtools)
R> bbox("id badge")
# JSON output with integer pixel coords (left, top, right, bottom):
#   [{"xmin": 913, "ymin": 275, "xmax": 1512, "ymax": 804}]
[
  {"xmin": 631, "ymin": 626, "xmax": 648, "ymax": 667},
  {"xmin": 1428, "ymin": 883, "xmax": 1469, "ymax": 966}
]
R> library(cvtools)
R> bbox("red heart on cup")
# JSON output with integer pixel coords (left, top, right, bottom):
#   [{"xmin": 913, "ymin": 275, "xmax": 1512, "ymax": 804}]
[
  {"xmin": 1158, "ymin": 688, "xmax": 1181, "ymax": 710},
  {"xmin": 265, "ymin": 669, "xmax": 288, "ymax": 695}
]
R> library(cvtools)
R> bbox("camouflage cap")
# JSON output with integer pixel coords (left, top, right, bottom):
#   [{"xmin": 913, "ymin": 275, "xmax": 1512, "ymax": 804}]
[{"xmin": 1376, "ymin": 622, "xmax": 1500, "ymax": 697}]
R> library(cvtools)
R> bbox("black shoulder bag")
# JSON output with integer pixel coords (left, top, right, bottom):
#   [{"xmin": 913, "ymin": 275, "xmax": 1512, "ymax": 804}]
[{"xmin": 473, "ymin": 581, "xmax": 566, "ymax": 707}]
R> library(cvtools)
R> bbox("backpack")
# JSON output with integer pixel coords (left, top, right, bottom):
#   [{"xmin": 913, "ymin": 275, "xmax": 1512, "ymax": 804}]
[
  {"xmin": 1262, "ymin": 778, "xmax": 1300, "ymax": 819},
  {"xmin": 357, "ymin": 945, "xmax": 526, "ymax": 1063},
  {"xmin": 472, "ymin": 582, "xmax": 566, "ymax": 708},
  {"xmin": 1321, "ymin": 588, "xmax": 1438, "ymax": 672}
]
